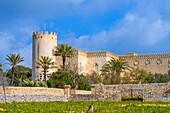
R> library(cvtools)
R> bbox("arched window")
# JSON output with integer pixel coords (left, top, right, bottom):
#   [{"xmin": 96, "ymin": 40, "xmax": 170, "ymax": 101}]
[
  {"xmin": 145, "ymin": 60, "xmax": 150, "ymax": 65},
  {"xmin": 94, "ymin": 63, "xmax": 99, "ymax": 71},
  {"xmin": 168, "ymin": 70, "xmax": 170, "ymax": 76},
  {"xmin": 156, "ymin": 59, "xmax": 162, "ymax": 65}
]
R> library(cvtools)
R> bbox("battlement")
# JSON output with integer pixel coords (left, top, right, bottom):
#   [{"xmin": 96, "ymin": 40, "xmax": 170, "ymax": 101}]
[
  {"xmin": 87, "ymin": 51, "xmax": 106, "ymax": 55},
  {"xmin": 87, "ymin": 51, "xmax": 119, "ymax": 58},
  {"xmin": 33, "ymin": 31, "xmax": 57, "ymax": 36},
  {"xmin": 87, "ymin": 51, "xmax": 110, "ymax": 57},
  {"xmin": 120, "ymin": 52, "xmax": 170, "ymax": 59}
]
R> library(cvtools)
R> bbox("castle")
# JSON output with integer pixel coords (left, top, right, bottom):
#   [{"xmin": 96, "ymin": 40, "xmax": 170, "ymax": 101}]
[{"xmin": 32, "ymin": 31, "xmax": 170, "ymax": 81}]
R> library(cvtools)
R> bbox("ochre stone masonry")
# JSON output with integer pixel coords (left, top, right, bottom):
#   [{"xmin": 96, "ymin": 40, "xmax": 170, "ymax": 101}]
[
  {"xmin": 0, "ymin": 87, "xmax": 64, "ymax": 95},
  {"xmin": 32, "ymin": 31, "xmax": 170, "ymax": 81},
  {"xmin": 93, "ymin": 83, "xmax": 170, "ymax": 102},
  {"xmin": 120, "ymin": 53, "xmax": 170, "ymax": 74},
  {"xmin": 32, "ymin": 31, "xmax": 57, "ymax": 81},
  {"xmin": 0, "ymin": 83, "xmax": 169, "ymax": 102},
  {"xmin": 0, "ymin": 94, "xmax": 67, "ymax": 103}
]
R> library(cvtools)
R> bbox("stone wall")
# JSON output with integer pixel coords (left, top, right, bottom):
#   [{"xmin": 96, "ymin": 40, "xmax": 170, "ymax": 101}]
[
  {"xmin": 69, "ymin": 94, "xmax": 105, "ymax": 101},
  {"xmin": 0, "ymin": 94, "xmax": 67, "ymax": 103},
  {"xmin": 120, "ymin": 53, "xmax": 170, "ymax": 74},
  {"xmin": 69, "ymin": 94, "xmax": 121, "ymax": 101},
  {"xmin": 93, "ymin": 83, "xmax": 170, "ymax": 102},
  {"xmin": 143, "ymin": 93, "xmax": 170, "ymax": 102},
  {"xmin": 74, "ymin": 90, "xmax": 91, "ymax": 94},
  {"xmin": 0, "ymin": 86, "xmax": 93, "ymax": 103},
  {"xmin": 0, "ymin": 83, "xmax": 169, "ymax": 102},
  {"xmin": 0, "ymin": 87, "xmax": 64, "ymax": 96}
]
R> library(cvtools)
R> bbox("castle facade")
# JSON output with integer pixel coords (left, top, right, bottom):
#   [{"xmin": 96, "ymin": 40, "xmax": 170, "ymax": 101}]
[{"xmin": 32, "ymin": 31, "xmax": 170, "ymax": 81}]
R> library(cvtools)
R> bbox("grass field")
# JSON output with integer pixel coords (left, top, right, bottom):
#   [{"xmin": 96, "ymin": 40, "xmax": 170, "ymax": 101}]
[{"xmin": 0, "ymin": 101, "xmax": 170, "ymax": 113}]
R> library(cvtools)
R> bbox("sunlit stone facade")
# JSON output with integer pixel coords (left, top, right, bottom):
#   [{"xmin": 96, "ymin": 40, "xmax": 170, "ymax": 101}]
[{"xmin": 32, "ymin": 32, "xmax": 170, "ymax": 81}]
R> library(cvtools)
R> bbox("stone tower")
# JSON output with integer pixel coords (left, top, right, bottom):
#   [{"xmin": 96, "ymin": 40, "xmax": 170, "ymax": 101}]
[{"xmin": 32, "ymin": 31, "xmax": 57, "ymax": 81}]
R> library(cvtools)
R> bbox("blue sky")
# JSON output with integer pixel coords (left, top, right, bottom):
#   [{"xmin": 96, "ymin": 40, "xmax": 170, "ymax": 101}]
[{"xmin": 1, "ymin": 0, "xmax": 170, "ymax": 70}]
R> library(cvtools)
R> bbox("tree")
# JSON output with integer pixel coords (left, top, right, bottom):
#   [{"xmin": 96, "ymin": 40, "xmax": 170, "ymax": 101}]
[
  {"xmin": 14, "ymin": 65, "xmax": 31, "ymax": 86},
  {"xmin": 75, "ymin": 74, "xmax": 91, "ymax": 90},
  {"xmin": 143, "ymin": 73, "xmax": 170, "ymax": 83},
  {"xmin": 6, "ymin": 54, "xmax": 24, "ymax": 85},
  {"xmin": 54, "ymin": 44, "xmax": 76, "ymax": 71},
  {"xmin": 37, "ymin": 56, "xmax": 55, "ymax": 82},
  {"xmin": 47, "ymin": 71, "xmax": 91, "ymax": 90},
  {"xmin": 101, "ymin": 57, "xmax": 131, "ymax": 84},
  {"xmin": 47, "ymin": 71, "xmax": 74, "ymax": 88},
  {"xmin": 130, "ymin": 68, "xmax": 148, "ymax": 84},
  {"xmin": 87, "ymin": 71, "xmax": 102, "ymax": 84},
  {"xmin": 6, "ymin": 65, "xmax": 32, "ymax": 86}
]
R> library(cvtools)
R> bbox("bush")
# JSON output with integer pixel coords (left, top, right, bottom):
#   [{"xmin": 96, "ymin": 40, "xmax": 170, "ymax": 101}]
[
  {"xmin": 143, "ymin": 73, "xmax": 170, "ymax": 83},
  {"xmin": 47, "ymin": 71, "xmax": 91, "ymax": 90},
  {"xmin": 55, "ymin": 81, "xmax": 65, "ymax": 88},
  {"xmin": 47, "ymin": 71, "xmax": 74, "ymax": 88},
  {"xmin": 77, "ymin": 75, "xmax": 91, "ymax": 90},
  {"xmin": 22, "ymin": 79, "xmax": 47, "ymax": 87}
]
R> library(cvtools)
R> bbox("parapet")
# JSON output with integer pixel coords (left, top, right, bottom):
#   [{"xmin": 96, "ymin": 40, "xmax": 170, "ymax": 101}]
[
  {"xmin": 87, "ymin": 51, "xmax": 107, "ymax": 57},
  {"xmin": 87, "ymin": 51, "xmax": 119, "ymax": 58},
  {"xmin": 120, "ymin": 52, "xmax": 170, "ymax": 59},
  {"xmin": 125, "ymin": 53, "xmax": 138, "ymax": 56},
  {"xmin": 33, "ymin": 31, "xmax": 57, "ymax": 36}
]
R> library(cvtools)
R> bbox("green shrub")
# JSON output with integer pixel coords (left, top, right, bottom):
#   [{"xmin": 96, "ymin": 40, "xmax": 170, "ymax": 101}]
[
  {"xmin": 55, "ymin": 81, "xmax": 65, "ymax": 88},
  {"xmin": 47, "ymin": 71, "xmax": 91, "ymax": 90}
]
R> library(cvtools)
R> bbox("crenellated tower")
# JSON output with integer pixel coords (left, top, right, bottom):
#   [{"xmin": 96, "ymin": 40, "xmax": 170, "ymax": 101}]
[{"xmin": 32, "ymin": 31, "xmax": 57, "ymax": 81}]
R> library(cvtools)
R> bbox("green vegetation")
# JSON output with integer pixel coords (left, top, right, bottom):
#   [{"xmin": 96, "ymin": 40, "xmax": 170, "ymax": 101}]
[
  {"xmin": 144, "ymin": 73, "xmax": 170, "ymax": 83},
  {"xmin": 0, "ymin": 101, "xmax": 169, "ymax": 113},
  {"xmin": 1, "ymin": 44, "xmax": 170, "ymax": 88},
  {"xmin": 36, "ymin": 56, "xmax": 55, "ymax": 82},
  {"xmin": 54, "ymin": 43, "xmax": 76, "ymax": 71},
  {"xmin": 101, "ymin": 57, "xmax": 131, "ymax": 84},
  {"xmin": 47, "ymin": 71, "xmax": 91, "ymax": 90},
  {"xmin": 128, "ymin": 68, "xmax": 170, "ymax": 84},
  {"xmin": 6, "ymin": 54, "xmax": 24, "ymax": 85},
  {"xmin": 6, "ymin": 65, "xmax": 31, "ymax": 86}
]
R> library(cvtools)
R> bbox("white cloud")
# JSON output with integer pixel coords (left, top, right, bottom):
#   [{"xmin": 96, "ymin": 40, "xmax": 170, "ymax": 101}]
[
  {"xmin": 2, "ymin": 0, "xmax": 170, "ymax": 70},
  {"xmin": 0, "ymin": 0, "xmax": 132, "ymax": 18},
  {"xmin": 16, "ymin": 44, "xmax": 32, "ymax": 68},
  {"xmin": 60, "ymin": 1, "xmax": 170, "ymax": 52},
  {"xmin": 0, "ymin": 19, "xmax": 39, "ymax": 70}
]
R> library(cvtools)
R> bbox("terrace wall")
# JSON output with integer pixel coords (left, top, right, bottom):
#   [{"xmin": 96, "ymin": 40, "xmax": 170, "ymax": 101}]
[
  {"xmin": 0, "ymin": 87, "xmax": 65, "ymax": 96},
  {"xmin": 0, "ymin": 94, "xmax": 67, "ymax": 103},
  {"xmin": 0, "ymin": 83, "xmax": 169, "ymax": 102},
  {"xmin": 93, "ymin": 83, "xmax": 170, "ymax": 102}
]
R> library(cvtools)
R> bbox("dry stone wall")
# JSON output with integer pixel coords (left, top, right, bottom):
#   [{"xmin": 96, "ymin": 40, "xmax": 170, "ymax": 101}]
[
  {"xmin": 0, "ymin": 83, "xmax": 169, "ymax": 102},
  {"xmin": 93, "ymin": 83, "xmax": 170, "ymax": 102},
  {"xmin": 0, "ymin": 87, "xmax": 64, "ymax": 95},
  {"xmin": 0, "ymin": 94, "xmax": 67, "ymax": 103},
  {"xmin": 69, "ymin": 93, "xmax": 121, "ymax": 101}
]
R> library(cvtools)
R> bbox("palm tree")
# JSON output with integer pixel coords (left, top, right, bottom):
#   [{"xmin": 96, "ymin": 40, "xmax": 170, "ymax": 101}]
[
  {"xmin": 101, "ymin": 57, "xmax": 130, "ymax": 84},
  {"xmin": 36, "ymin": 56, "xmax": 55, "ymax": 81},
  {"xmin": 15, "ymin": 65, "xmax": 30, "ymax": 86},
  {"xmin": 6, "ymin": 54, "xmax": 24, "ymax": 85},
  {"xmin": 54, "ymin": 44, "xmax": 76, "ymax": 71}
]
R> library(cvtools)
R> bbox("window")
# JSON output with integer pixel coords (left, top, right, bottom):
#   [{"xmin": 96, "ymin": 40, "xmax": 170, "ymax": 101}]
[
  {"xmin": 134, "ymin": 60, "xmax": 139, "ymax": 66},
  {"xmin": 94, "ymin": 63, "xmax": 99, "ymax": 71},
  {"xmin": 156, "ymin": 59, "xmax": 162, "ymax": 65},
  {"xmin": 168, "ymin": 59, "xmax": 170, "ymax": 64},
  {"xmin": 145, "ymin": 60, "xmax": 150, "ymax": 65},
  {"xmin": 168, "ymin": 70, "xmax": 170, "ymax": 76}
]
